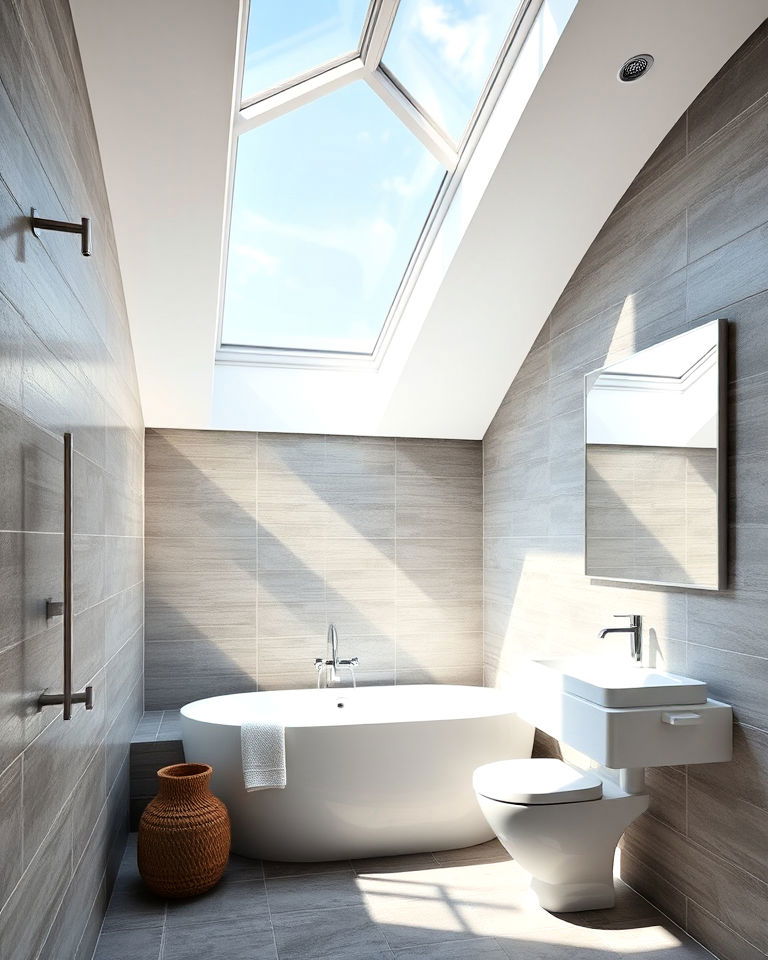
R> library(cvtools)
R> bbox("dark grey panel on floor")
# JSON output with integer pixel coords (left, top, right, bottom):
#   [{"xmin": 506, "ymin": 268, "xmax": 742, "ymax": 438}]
[
  {"xmin": 265, "ymin": 870, "xmax": 364, "ymax": 915},
  {"xmin": 93, "ymin": 925, "xmax": 163, "ymax": 960},
  {"xmin": 100, "ymin": 872, "xmax": 165, "ymax": 933},
  {"xmin": 393, "ymin": 940, "xmax": 508, "ymax": 960},
  {"xmin": 164, "ymin": 918, "xmax": 277, "ymax": 960},
  {"xmin": 271, "ymin": 905, "xmax": 393, "ymax": 960},
  {"xmin": 165, "ymin": 879, "xmax": 270, "ymax": 929}
]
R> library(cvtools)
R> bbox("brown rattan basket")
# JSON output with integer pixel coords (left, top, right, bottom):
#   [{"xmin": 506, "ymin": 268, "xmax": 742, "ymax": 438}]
[{"xmin": 138, "ymin": 763, "xmax": 230, "ymax": 898}]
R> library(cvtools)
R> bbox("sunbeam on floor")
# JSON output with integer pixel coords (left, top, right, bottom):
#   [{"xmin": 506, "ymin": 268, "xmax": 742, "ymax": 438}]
[{"xmin": 93, "ymin": 838, "xmax": 709, "ymax": 960}]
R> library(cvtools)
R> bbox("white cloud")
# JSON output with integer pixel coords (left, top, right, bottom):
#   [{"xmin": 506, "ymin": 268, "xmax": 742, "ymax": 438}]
[
  {"xmin": 233, "ymin": 243, "xmax": 281, "ymax": 276},
  {"xmin": 415, "ymin": 1, "xmax": 493, "ymax": 85},
  {"xmin": 380, "ymin": 175, "xmax": 415, "ymax": 197},
  {"xmin": 240, "ymin": 211, "xmax": 396, "ymax": 294}
]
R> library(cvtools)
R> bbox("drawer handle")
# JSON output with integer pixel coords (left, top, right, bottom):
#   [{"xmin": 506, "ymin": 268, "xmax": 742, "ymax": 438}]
[{"xmin": 661, "ymin": 711, "xmax": 702, "ymax": 725}]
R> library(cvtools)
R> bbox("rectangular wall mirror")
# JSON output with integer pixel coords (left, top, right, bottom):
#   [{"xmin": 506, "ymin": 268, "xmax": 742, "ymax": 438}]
[{"xmin": 584, "ymin": 318, "xmax": 726, "ymax": 590}]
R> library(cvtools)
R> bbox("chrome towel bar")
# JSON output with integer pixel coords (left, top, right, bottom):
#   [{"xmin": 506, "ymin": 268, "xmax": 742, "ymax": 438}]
[{"xmin": 39, "ymin": 433, "xmax": 94, "ymax": 720}]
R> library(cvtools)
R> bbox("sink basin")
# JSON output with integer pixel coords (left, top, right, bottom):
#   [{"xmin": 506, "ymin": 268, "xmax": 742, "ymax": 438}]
[
  {"xmin": 514, "ymin": 658, "xmax": 730, "ymax": 768},
  {"xmin": 535, "ymin": 657, "xmax": 708, "ymax": 707}
]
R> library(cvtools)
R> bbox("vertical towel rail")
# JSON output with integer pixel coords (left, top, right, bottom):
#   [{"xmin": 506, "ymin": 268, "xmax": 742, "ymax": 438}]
[{"xmin": 39, "ymin": 432, "xmax": 94, "ymax": 720}]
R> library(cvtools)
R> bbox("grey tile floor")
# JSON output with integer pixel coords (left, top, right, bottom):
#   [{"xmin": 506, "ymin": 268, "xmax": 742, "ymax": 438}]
[{"xmin": 93, "ymin": 836, "xmax": 710, "ymax": 960}]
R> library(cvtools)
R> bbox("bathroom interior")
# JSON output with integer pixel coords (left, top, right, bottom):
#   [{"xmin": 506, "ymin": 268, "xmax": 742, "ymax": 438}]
[{"xmin": 2, "ymin": 0, "xmax": 768, "ymax": 958}]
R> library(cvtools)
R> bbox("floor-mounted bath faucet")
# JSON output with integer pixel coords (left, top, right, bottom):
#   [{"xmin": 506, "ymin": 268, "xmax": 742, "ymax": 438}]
[
  {"xmin": 598, "ymin": 614, "xmax": 642, "ymax": 662},
  {"xmin": 314, "ymin": 624, "xmax": 359, "ymax": 687}
]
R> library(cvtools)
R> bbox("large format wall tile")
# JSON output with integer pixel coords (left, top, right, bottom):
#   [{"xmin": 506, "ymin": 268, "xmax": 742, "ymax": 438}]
[
  {"xmin": 145, "ymin": 431, "xmax": 482, "ymax": 708},
  {"xmin": 482, "ymin": 19, "xmax": 768, "ymax": 959},
  {"xmin": 0, "ymin": 2, "xmax": 144, "ymax": 957}
]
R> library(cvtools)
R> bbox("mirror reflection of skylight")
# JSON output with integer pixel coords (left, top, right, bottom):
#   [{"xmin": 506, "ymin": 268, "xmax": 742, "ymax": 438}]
[
  {"xmin": 222, "ymin": 82, "xmax": 444, "ymax": 354},
  {"xmin": 241, "ymin": 0, "xmax": 368, "ymax": 101},
  {"xmin": 383, "ymin": 0, "xmax": 517, "ymax": 141}
]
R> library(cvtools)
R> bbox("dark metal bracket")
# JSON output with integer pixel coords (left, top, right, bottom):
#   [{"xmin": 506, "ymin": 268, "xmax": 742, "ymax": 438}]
[{"xmin": 30, "ymin": 208, "xmax": 92, "ymax": 257}]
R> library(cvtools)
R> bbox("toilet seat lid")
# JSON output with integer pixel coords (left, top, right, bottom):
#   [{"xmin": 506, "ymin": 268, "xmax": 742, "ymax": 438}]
[{"xmin": 473, "ymin": 758, "xmax": 603, "ymax": 804}]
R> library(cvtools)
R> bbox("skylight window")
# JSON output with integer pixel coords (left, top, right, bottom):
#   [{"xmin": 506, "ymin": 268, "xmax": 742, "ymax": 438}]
[
  {"xmin": 225, "ymin": 83, "xmax": 443, "ymax": 352},
  {"xmin": 221, "ymin": 0, "xmax": 530, "ymax": 360},
  {"xmin": 241, "ymin": 0, "xmax": 369, "ymax": 101},
  {"xmin": 383, "ymin": 0, "xmax": 515, "ymax": 142}
]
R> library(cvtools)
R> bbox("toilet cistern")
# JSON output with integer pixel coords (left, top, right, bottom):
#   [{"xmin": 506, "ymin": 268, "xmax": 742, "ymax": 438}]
[{"xmin": 598, "ymin": 614, "xmax": 642, "ymax": 661}]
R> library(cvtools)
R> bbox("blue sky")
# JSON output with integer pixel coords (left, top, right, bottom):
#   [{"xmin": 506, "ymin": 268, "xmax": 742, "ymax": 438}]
[{"xmin": 224, "ymin": 1, "xmax": 514, "ymax": 353}]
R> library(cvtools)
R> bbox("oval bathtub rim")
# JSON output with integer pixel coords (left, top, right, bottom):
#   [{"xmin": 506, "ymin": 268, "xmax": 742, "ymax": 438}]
[{"xmin": 179, "ymin": 684, "xmax": 519, "ymax": 730}]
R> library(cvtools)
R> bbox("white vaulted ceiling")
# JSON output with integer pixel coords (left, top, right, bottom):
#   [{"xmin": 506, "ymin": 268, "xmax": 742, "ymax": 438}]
[{"xmin": 71, "ymin": 0, "xmax": 768, "ymax": 437}]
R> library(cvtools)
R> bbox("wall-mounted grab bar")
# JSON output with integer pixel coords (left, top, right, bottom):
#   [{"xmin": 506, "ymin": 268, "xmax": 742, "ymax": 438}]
[
  {"xmin": 39, "ymin": 433, "xmax": 94, "ymax": 720},
  {"xmin": 30, "ymin": 208, "xmax": 92, "ymax": 256}
]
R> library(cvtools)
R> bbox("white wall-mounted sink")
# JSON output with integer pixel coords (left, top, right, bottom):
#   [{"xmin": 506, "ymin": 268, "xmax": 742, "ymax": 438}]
[
  {"xmin": 535, "ymin": 657, "xmax": 708, "ymax": 707},
  {"xmin": 515, "ymin": 658, "xmax": 731, "ymax": 768}
]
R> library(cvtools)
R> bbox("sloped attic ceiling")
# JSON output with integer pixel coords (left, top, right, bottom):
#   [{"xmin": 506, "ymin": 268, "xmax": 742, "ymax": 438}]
[{"xmin": 71, "ymin": 0, "xmax": 768, "ymax": 438}]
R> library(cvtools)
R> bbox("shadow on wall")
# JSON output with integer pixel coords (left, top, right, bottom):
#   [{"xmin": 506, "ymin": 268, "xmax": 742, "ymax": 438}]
[
  {"xmin": 144, "ymin": 430, "xmax": 483, "ymax": 707},
  {"xmin": 484, "ymin": 286, "xmax": 706, "ymax": 690}
]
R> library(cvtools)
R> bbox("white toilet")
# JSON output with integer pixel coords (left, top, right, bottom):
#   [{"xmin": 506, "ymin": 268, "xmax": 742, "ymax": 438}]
[{"xmin": 473, "ymin": 757, "xmax": 648, "ymax": 912}]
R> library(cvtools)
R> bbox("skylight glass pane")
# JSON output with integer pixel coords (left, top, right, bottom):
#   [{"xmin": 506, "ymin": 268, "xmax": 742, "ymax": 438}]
[
  {"xmin": 241, "ymin": 0, "xmax": 368, "ymax": 101},
  {"xmin": 384, "ymin": 0, "xmax": 518, "ymax": 141},
  {"xmin": 222, "ymin": 82, "xmax": 445, "ymax": 353}
]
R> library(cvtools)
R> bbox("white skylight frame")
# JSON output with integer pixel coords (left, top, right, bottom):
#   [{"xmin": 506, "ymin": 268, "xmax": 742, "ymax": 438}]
[{"xmin": 216, "ymin": 0, "xmax": 542, "ymax": 369}]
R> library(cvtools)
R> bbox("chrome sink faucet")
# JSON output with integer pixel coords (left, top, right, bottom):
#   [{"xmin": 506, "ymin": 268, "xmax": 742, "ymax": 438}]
[
  {"xmin": 314, "ymin": 624, "xmax": 359, "ymax": 687},
  {"xmin": 598, "ymin": 614, "xmax": 642, "ymax": 662}
]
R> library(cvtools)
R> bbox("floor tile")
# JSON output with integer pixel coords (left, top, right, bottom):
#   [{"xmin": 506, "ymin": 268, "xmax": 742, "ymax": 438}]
[
  {"xmin": 360, "ymin": 862, "xmax": 537, "ymax": 949},
  {"xmin": 165, "ymin": 879, "xmax": 269, "ymax": 929},
  {"xmin": 93, "ymin": 926, "xmax": 163, "ymax": 960},
  {"xmin": 101, "ymin": 874, "xmax": 165, "ymax": 932},
  {"xmin": 432, "ymin": 839, "xmax": 509, "ymax": 865},
  {"xmin": 262, "ymin": 859, "xmax": 353, "ymax": 878},
  {"xmin": 551, "ymin": 880, "xmax": 665, "ymax": 929},
  {"xmin": 266, "ymin": 870, "xmax": 364, "ymax": 915},
  {"xmin": 393, "ymin": 938, "xmax": 509, "ymax": 959},
  {"xmin": 353, "ymin": 853, "xmax": 439, "ymax": 875},
  {"xmin": 95, "ymin": 835, "xmax": 711, "ymax": 960},
  {"xmin": 363, "ymin": 891, "xmax": 485, "ymax": 950},
  {"xmin": 271, "ymin": 905, "xmax": 392, "ymax": 960},
  {"xmin": 223, "ymin": 854, "xmax": 265, "ymax": 883},
  {"xmin": 163, "ymin": 917, "xmax": 277, "ymax": 960},
  {"xmin": 158, "ymin": 710, "xmax": 183, "ymax": 740}
]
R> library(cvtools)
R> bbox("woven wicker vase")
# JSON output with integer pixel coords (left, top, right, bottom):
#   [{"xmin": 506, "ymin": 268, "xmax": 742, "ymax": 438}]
[{"xmin": 138, "ymin": 763, "xmax": 230, "ymax": 898}]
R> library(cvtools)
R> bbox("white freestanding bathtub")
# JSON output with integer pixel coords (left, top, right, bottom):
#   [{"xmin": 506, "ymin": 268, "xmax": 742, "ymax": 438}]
[{"xmin": 181, "ymin": 684, "xmax": 534, "ymax": 861}]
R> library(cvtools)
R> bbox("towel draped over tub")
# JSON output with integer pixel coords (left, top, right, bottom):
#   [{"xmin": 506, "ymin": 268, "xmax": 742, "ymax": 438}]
[{"xmin": 240, "ymin": 720, "xmax": 286, "ymax": 791}]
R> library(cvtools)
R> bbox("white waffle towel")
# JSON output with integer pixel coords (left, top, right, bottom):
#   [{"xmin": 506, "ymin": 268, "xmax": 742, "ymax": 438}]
[{"xmin": 241, "ymin": 720, "xmax": 286, "ymax": 791}]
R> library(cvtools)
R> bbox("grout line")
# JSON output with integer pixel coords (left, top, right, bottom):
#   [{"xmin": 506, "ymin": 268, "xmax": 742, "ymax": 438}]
[
  {"xmin": 157, "ymin": 903, "xmax": 168, "ymax": 960},
  {"xmin": 640, "ymin": 809, "xmax": 768, "ymax": 887},
  {"xmin": 261, "ymin": 873, "xmax": 280, "ymax": 960}
]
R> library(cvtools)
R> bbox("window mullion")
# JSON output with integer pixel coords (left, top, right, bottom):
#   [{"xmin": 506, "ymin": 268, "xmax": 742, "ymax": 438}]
[
  {"xmin": 360, "ymin": 0, "xmax": 400, "ymax": 70},
  {"xmin": 366, "ymin": 68, "xmax": 458, "ymax": 170},
  {"xmin": 236, "ymin": 58, "xmax": 366, "ymax": 134}
]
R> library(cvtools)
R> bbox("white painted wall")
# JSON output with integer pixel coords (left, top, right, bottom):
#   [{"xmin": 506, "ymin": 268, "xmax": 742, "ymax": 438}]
[{"xmin": 70, "ymin": 0, "xmax": 240, "ymax": 427}]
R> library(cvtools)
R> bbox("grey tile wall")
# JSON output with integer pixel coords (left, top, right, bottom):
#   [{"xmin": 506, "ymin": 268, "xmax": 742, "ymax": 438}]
[
  {"xmin": 145, "ymin": 431, "xmax": 482, "ymax": 707},
  {"xmin": 483, "ymin": 18, "xmax": 768, "ymax": 960},
  {"xmin": 0, "ymin": 1, "xmax": 144, "ymax": 958}
]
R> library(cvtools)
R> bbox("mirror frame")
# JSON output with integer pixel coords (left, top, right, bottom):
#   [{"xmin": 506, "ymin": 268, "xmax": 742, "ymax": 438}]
[{"xmin": 583, "ymin": 318, "xmax": 727, "ymax": 591}]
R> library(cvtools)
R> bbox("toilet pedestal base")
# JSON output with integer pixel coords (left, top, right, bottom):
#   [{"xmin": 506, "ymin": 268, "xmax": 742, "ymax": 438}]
[{"xmin": 532, "ymin": 877, "xmax": 616, "ymax": 913}]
